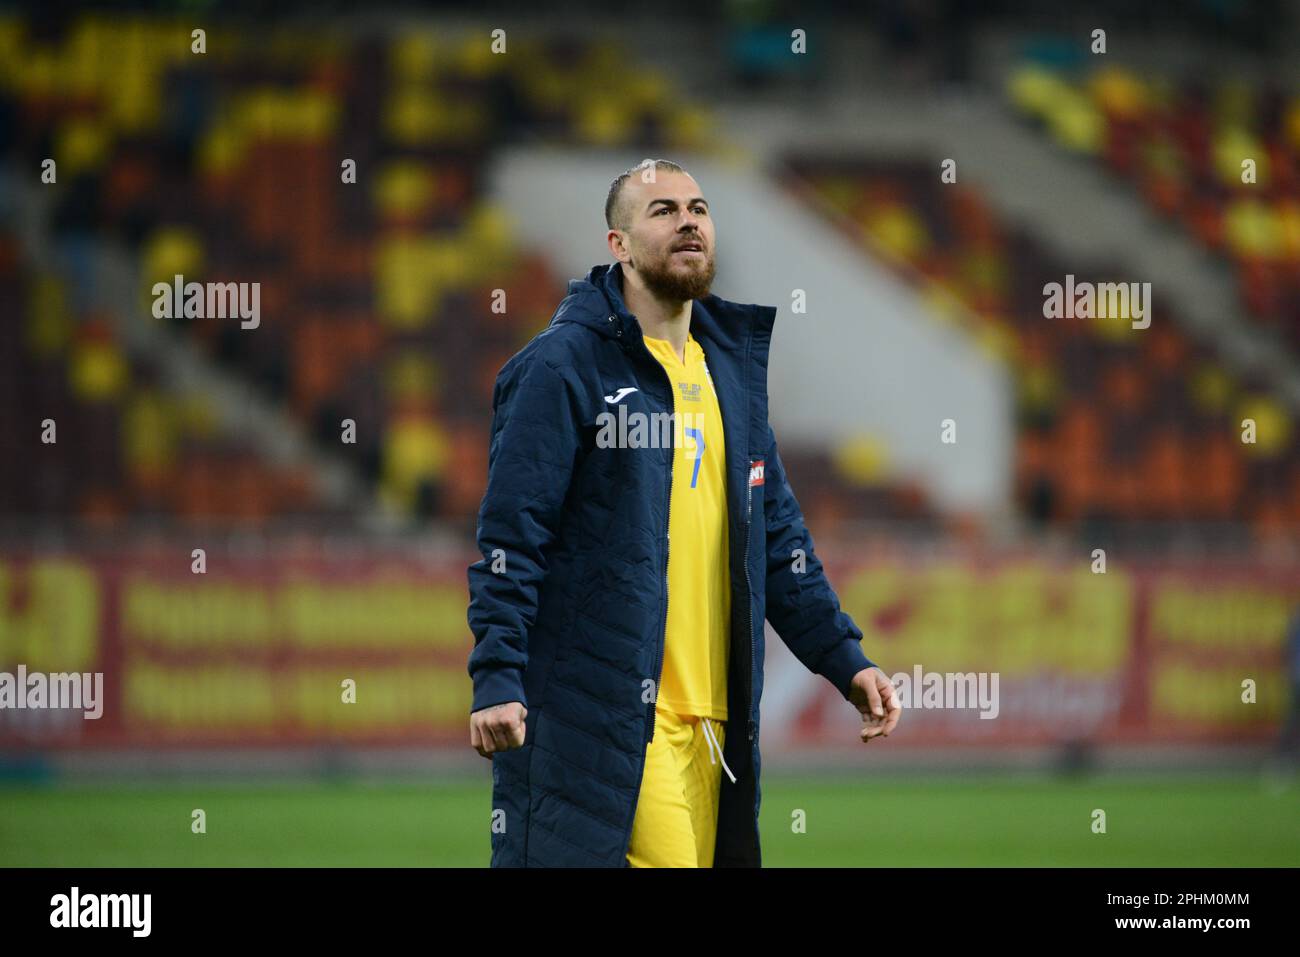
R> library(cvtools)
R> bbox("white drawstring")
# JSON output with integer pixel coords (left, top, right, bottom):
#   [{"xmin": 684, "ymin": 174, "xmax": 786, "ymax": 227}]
[{"xmin": 700, "ymin": 717, "xmax": 736, "ymax": 784}]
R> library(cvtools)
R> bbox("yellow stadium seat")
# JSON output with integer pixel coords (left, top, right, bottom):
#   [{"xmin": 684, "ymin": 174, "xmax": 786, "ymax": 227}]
[
  {"xmin": 1235, "ymin": 395, "xmax": 1292, "ymax": 458},
  {"xmin": 374, "ymin": 161, "xmax": 434, "ymax": 218},
  {"xmin": 69, "ymin": 339, "xmax": 129, "ymax": 402},
  {"xmin": 383, "ymin": 354, "xmax": 442, "ymax": 403},
  {"xmin": 1049, "ymin": 94, "xmax": 1104, "ymax": 153},
  {"xmin": 975, "ymin": 322, "xmax": 1018, "ymax": 363},
  {"xmin": 57, "ymin": 118, "xmax": 112, "ymax": 177},
  {"xmin": 1213, "ymin": 126, "xmax": 1266, "ymax": 187},
  {"xmin": 25, "ymin": 276, "xmax": 73, "ymax": 359},
  {"xmin": 665, "ymin": 105, "xmax": 714, "ymax": 150},
  {"xmin": 123, "ymin": 389, "xmax": 179, "ymax": 473},
  {"xmin": 576, "ymin": 96, "xmax": 632, "ymax": 146},
  {"xmin": 198, "ymin": 122, "xmax": 248, "ymax": 178},
  {"xmin": 384, "ymin": 86, "xmax": 445, "ymax": 145},
  {"xmin": 866, "ymin": 204, "xmax": 930, "ymax": 261},
  {"xmin": 375, "ymin": 236, "xmax": 440, "ymax": 328},
  {"xmin": 141, "ymin": 227, "xmax": 205, "ymax": 295},
  {"xmin": 1087, "ymin": 66, "xmax": 1149, "ymax": 119},
  {"xmin": 455, "ymin": 33, "xmax": 499, "ymax": 79},
  {"xmin": 832, "ymin": 434, "xmax": 890, "ymax": 486},
  {"xmin": 382, "ymin": 417, "xmax": 452, "ymax": 513},
  {"xmin": 1223, "ymin": 198, "xmax": 1282, "ymax": 258},
  {"xmin": 391, "ymin": 33, "xmax": 442, "ymax": 82},
  {"xmin": 1017, "ymin": 362, "xmax": 1063, "ymax": 413},
  {"xmin": 1190, "ymin": 364, "xmax": 1235, "ymax": 413},
  {"xmin": 178, "ymin": 392, "xmax": 219, "ymax": 439},
  {"xmin": 1006, "ymin": 65, "xmax": 1068, "ymax": 117}
]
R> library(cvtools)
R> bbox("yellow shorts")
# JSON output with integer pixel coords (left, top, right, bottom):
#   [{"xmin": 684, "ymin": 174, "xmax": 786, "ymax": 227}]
[{"xmin": 626, "ymin": 706, "xmax": 730, "ymax": 868}]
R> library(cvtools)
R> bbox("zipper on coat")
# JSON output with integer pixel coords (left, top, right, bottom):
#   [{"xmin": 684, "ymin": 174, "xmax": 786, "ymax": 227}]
[
  {"xmin": 646, "ymin": 448, "xmax": 671, "ymax": 743},
  {"xmin": 745, "ymin": 473, "xmax": 755, "ymax": 742},
  {"xmin": 645, "ymin": 361, "xmax": 675, "ymax": 745}
]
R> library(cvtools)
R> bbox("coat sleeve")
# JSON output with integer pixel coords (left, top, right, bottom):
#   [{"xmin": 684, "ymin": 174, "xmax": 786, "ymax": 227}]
[
  {"xmin": 467, "ymin": 354, "xmax": 582, "ymax": 713},
  {"xmin": 761, "ymin": 422, "xmax": 877, "ymax": 700}
]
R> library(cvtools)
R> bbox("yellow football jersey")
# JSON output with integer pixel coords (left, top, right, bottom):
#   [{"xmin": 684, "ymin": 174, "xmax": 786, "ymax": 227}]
[{"xmin": 642, "ymin": 330, "xmax": 730, "ymax": 721}]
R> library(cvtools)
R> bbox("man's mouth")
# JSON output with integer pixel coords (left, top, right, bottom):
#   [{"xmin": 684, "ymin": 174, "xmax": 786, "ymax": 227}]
[{"xmin": 673, "ymin": 241, "xmax": 704, "ymax": 254}]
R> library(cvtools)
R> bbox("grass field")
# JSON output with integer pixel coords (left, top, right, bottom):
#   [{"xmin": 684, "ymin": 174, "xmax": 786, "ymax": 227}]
[{"xmin": 1, "ymin": 773, "xmax": 1296, "ymax": 867}]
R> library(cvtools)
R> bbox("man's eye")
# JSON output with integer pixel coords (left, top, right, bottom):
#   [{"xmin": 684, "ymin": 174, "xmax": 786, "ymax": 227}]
[{"xmin": 692, "ymin": 207, "xmax": 707, "ymax": 214}]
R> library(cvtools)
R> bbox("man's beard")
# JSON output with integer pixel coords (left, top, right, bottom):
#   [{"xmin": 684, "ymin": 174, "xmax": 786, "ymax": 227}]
[{"xmin": 630, "ymin": 246, "xmax": 717, "ymax": 302}]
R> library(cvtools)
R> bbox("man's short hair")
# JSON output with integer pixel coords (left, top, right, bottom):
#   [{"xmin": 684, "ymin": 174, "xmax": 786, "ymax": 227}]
[{"xmin": 605, "ymin": 158, "xmax": 690, "ymax": 231}]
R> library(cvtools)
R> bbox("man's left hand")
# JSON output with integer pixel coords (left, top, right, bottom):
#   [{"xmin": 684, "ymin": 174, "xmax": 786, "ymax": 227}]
[{"xmin": 848, "ymin": 667, "xmax": 902, "ymax": 742}]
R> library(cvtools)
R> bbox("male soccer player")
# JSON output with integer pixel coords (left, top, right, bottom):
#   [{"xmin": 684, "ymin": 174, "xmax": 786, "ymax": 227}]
[{"xmin": 467, "ymin": 158, "xmax": 901, "ymax": 867}]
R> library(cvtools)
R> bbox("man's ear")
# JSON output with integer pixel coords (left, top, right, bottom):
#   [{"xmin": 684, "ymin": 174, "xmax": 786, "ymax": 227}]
[{"xmin": 608, "ymin": 229, "xmax": 630, "ymax": 262}]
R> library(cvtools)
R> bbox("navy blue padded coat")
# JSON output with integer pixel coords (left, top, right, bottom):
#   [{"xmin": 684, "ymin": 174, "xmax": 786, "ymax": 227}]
[{"xmin": 467, "ymin": 261, "xmax": 876, "ymax": 866}]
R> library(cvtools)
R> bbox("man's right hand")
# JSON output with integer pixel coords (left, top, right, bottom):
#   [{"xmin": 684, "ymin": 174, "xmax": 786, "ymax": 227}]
[{"xmin": 470, "ymin": 701, "xmax": 528, "ymax": 759}]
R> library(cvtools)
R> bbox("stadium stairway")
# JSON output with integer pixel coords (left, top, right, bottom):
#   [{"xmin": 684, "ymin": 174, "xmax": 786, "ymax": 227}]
[
  {"xmin": 6, "ymin": 172, "xmax": 378, "ymax": 524},
  {"xmin": 708, "ymin": 89, "xmax": 1300, "ymax": 414},
  {"xmin": 491, "ymin": 148, "xmax": 1015, "ymax": 517}
]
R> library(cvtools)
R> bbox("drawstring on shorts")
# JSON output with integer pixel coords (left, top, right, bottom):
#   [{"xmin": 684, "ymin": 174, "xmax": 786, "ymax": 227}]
[{"xmin": 700, "ymin": 717, "xmax": 736, "ymax": 784}]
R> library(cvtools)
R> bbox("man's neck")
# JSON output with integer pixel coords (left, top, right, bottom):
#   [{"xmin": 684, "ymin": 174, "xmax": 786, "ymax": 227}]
[{"xmin": 621, "ymin": 267, "xmax": 691, "ymax": 362}]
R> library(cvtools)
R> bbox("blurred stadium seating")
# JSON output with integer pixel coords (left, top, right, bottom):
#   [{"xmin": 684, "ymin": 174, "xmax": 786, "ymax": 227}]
[
  {"xmin": 1, "ymin": 9, "xmax": 1298, "ymax": 844},
  {"xmin": 0, "ymin": 17, "xmax": 721, "ymax": 530},
  {"xmin": 781, "ymin": 153, "xmax": 1300, "ymax": 545},
  {"xmin": 1010, "ymin": 62, "xmax": 1300, "ymax": 353}
]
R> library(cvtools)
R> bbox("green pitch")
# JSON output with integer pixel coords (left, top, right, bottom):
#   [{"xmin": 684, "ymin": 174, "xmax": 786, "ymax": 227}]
[{"xmin": 1, "ymin": 773, "xmax": 1296, "ymax": 867}]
